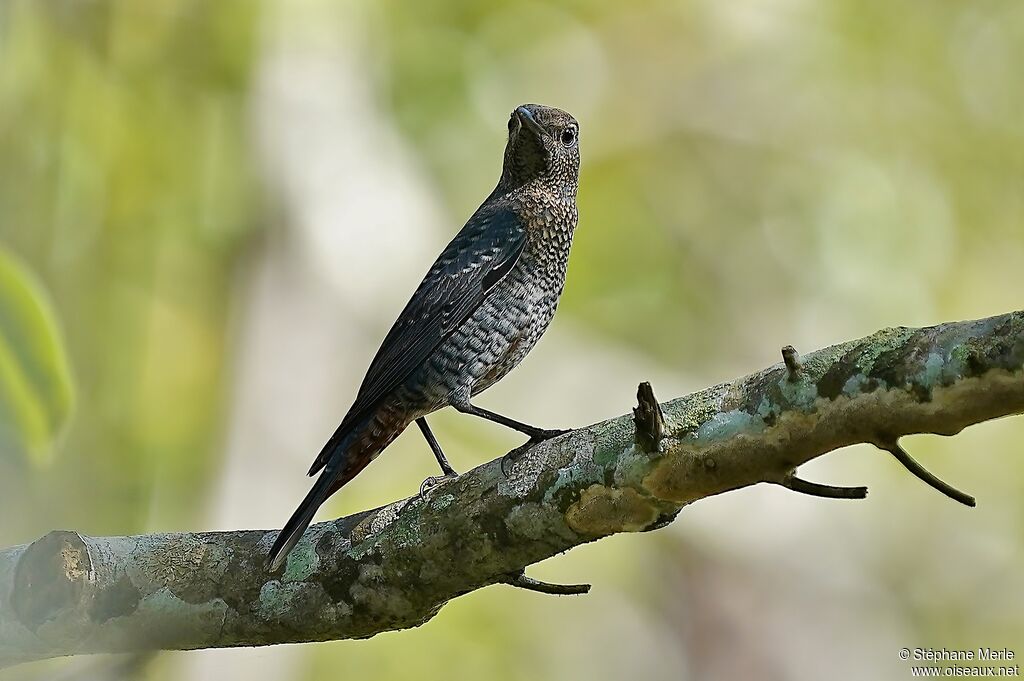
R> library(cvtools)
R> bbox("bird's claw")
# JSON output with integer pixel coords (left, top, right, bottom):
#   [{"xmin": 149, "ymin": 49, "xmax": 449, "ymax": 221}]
[
  {"xmin": 528, "ymin": 427, "xmax": 570, "ymax": 443},
  {"xmin": 500, "ymin": 442, "xmax": 532, "ymax": 477},
  {"xmin": 418, "ymin": 472, "xmax": 458, "ymax": 498},
  {"xmin": 500, "ymin": 429, "xmax": 570, "ymax": 477}
]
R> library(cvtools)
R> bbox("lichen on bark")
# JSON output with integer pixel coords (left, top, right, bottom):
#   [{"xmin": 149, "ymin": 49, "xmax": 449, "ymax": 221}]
[{"xmin": 1, "ymin": 311, "xmax": 1022, "ymax": 669}]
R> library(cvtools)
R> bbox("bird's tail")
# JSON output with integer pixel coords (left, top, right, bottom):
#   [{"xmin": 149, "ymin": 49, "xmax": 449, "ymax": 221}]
[
  {"xmin": 266, "ymin": 468, "xmax": 339, "ymax": 571},
  {"xmin": 267, "ymin": 407, "xmax": 406, "ymax": 571}
]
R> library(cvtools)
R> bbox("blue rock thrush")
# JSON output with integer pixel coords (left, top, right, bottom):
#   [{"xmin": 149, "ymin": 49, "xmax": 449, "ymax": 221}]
[{"xmin": 267, "ymin": 104, "xmax": 581, "ymax": 570}]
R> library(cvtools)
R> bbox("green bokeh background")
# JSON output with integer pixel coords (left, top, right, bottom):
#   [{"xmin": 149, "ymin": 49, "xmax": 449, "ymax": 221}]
[{"xmin": 1, "ymin": 1, "xmax": 1021, "ymax": 680}]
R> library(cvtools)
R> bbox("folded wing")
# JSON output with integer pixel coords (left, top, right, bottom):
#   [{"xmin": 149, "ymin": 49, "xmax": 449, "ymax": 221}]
[{"xmin": 307, "ymin": 203, "xmax": 527, "ymax": 476}]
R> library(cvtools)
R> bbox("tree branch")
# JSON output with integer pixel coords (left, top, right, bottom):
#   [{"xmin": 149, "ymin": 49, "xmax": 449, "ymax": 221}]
[{"xmin": 2, "ymin": 311, "xmax": 1023, "ymax": 668}]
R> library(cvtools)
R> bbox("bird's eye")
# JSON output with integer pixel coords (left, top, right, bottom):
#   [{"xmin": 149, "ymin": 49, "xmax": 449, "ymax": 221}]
[{"xmin": 560, "ymin": 127, "xmax": 577, "ymax": 147}]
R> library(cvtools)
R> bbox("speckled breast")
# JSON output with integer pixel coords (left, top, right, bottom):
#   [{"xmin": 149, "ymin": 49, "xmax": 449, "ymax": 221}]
[
  {"xmin": 465, "ymin": 262, "xmax": 561, "ymax": 395},
  {"xmin": 411, "ymin": 191, "xmax": 577, "ymax": 412},
  {"xmin": 466, "ymin": 194, "xmax": 577, "ymax": 396}
]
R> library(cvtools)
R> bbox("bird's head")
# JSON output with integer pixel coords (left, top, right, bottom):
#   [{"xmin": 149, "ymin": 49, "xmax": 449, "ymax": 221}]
[{"xmin": 499, "ymin": 103, "xmax": 579, "ymax": 197}]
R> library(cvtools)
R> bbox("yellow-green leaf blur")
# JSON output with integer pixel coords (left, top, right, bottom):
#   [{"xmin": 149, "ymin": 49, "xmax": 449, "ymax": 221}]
[{"xmin": 1, "ymin": 1, "xmax": 1021, "ymax": 680}]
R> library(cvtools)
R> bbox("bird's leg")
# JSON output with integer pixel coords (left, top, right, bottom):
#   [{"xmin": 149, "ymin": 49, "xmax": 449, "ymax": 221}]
[
  {"xmin": 453, "ymin": 403, "xmax": 568, "ymax": 442},
  {"xmin": 416, "ymin": 417, "xmax": 458, "ymax": 496},
  {"xmin": 418, "ymin": 417, "xmax": 457, "ymax": 476}
]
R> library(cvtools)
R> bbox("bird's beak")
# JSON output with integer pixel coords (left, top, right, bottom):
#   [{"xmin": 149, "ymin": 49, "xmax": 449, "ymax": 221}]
[{"xmin": 515, "ymin": 106, "xmax": 545, "ymax": 138}]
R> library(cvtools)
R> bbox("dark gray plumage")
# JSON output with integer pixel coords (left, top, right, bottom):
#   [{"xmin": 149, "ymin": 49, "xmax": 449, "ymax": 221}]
[{"xmin": 267, "ymin": 104, "xmax": 581, "ymax": 570}]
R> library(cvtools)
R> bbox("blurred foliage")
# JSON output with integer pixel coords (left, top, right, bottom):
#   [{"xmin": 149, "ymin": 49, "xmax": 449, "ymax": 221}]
[
  {"xmin": 374, "ymin": 0, "xmax": 1024, "ymax": 369},
  {"xmin": 0, "ymin": 0, "xmax": 262, "ymax": 536},
  {"xmin": 0, "ymin": 247, "xmax": 74, "ymax": 465}
]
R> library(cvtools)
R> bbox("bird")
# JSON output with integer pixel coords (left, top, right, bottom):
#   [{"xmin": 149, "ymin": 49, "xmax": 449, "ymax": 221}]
[{"xmin": 266, "ymin": 103, "xmax": 581, "ymax": 571}]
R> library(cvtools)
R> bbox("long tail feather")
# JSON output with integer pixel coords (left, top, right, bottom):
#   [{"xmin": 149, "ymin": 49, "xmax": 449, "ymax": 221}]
[{"xmin": 266, "ymin": 470, "xmax": 337, "ymax": 571}]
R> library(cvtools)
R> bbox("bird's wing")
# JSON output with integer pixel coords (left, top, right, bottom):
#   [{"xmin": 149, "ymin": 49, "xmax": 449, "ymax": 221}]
[{"xmin": 308, "ymin": 202, "xmax": 527, "ymax": 476}]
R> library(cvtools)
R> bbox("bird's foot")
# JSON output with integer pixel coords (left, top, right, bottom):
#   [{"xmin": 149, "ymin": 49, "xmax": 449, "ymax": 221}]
[
  {"xmin": 500, "ymin": 429, "xmax": 571, "ymax": 477},
  {"xmin": 500, "ymin": 442, "xmax": 533, "ymax": 477},
  {"xmin": 418, "ymin": 472, "xmax": 458, "ymax": 498},
  {"xmin": 527, "ymin": 427, "xmax": 570, "ymax": 443}
]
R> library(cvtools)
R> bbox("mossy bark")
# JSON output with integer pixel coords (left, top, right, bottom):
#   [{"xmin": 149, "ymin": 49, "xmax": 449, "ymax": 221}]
[{"xmin": 2, "ymin": 311, "xmax": 1022, "ymax": 668}]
